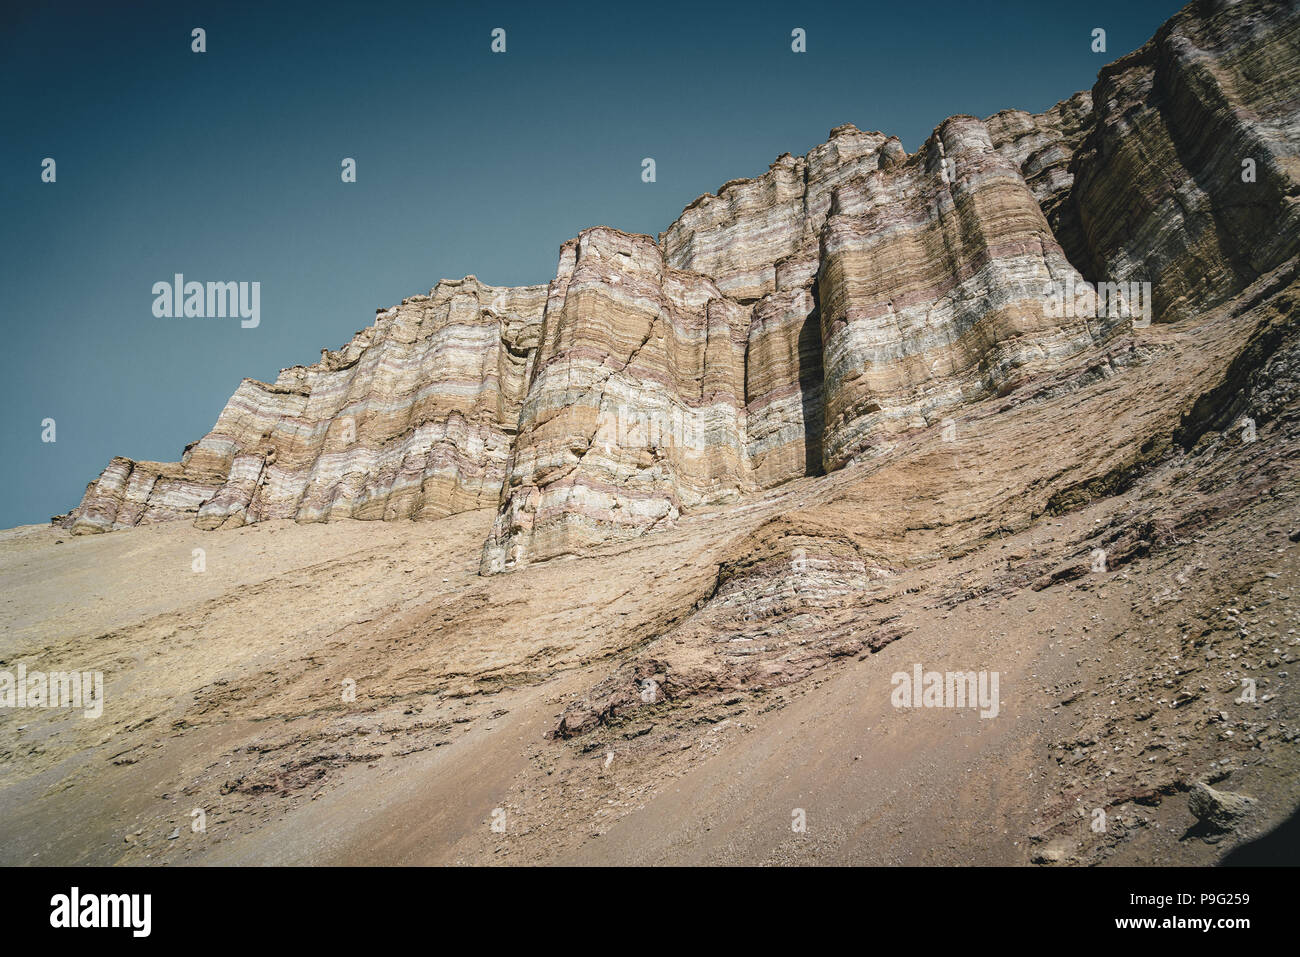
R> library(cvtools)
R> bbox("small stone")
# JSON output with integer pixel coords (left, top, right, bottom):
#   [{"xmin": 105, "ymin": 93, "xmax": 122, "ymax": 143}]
[{"xmin": 1188, "ymin": 781, "xmax": 1256, "ymax": 832}]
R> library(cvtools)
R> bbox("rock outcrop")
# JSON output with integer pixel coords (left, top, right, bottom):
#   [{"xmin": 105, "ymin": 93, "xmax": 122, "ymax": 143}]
[
  {"xmin": 16, "ymin": 0, "xmax": 1300, "ymax": 870},
  {"xmin": 479, "ymin": 228, "xmax": 754, "ymax": 570},
  {"xmin": 65, "ymin": 278, "xmax": 546, "ymax": 534},
  {"xmin": 1052, "ymin": 0, "xmax": 1300, "ymax": 322},
  {"xmin": 61, "ymin": 0, "xmax": 1300, "ymax": 582},
  {"xmin": 817, "ymin": 114, "xmax": 1121, "ymax": 469},
  {"xmin": 1189, "ymin": 781, "xmax": 1257, "ymax": 832}
]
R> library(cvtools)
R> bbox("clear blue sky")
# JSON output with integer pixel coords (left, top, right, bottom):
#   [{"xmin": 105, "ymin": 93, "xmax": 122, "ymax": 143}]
[{"xmin": 0, "ymin": 0, "xmax": 1184, "ymax": 529}]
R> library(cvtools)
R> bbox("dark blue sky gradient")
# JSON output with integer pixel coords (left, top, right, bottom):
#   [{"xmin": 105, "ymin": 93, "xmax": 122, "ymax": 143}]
[{"xmin": 0, "ymin": 0, "xmax": 1183, "ymax": 529}]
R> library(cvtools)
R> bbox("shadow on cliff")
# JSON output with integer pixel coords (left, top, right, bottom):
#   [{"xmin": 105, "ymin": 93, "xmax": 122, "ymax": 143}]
[{"xmin": 800, "ymin": 306, "xmax": 826, "ymax": 476}]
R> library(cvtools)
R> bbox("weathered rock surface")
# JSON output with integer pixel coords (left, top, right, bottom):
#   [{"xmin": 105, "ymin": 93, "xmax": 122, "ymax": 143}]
[
  {"xmin": 817, "ymin": 114, "xmax": 1122, "ymax": 468},
  {"xmin": 480, "ymin": 228, "xmax": 754, "ymax": 570},
  {"xmin": 65, "ymin": 277, "xmax": 546, "ymax": 534},
  {"xmin": 62, "ymin": 0, "xmax": 1300, "ymax": 584},
  {"xmin": 1052, "ymin": 0, "xmax": 1300, "ymax": 322},
  {"xmin": 10, "ymin": 241, "xmax": 1298, "ymax": 867},
  {"xmin": 1189, "ymin": 781, "xmax": 1257, "ymax": 832},
  {"xmin": 659, "ymin": 125, "xmax": 892, "ymax": 303}
]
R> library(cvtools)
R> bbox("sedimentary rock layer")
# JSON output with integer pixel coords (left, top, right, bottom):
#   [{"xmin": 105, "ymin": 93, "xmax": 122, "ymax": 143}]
[
  {"xmin": 61, "ymin": 0, "xmax": 1300, "ymax": 578},
  {"xmin": 1054, "ymin": 0, "xmax": 1300, "ymax": 322},
  {"xmin": 659, "ymin": 125, "xmax": 894, "ymax": 303},
  {"xmin": 64, "ymin": 278, "xmax": 546, "ymax": 534},
  {"xmin": 480, "ymin": 228, "xmax": 753, "ymax": 570},
  {"xmin": 817, "ymin": 115, "xmax": 1123, "ymax": 469}
]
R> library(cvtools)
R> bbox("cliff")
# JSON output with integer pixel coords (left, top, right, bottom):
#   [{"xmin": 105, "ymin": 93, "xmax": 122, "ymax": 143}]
[{"xmin": 61, "ymin": 0, "xmax": 1300, "ymax": 580}]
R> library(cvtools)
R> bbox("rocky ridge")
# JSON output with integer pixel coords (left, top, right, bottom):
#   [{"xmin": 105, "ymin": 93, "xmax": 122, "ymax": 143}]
[{"xmin": 60, "ymin": 0, "xmax": 1300, "ymax": 585}]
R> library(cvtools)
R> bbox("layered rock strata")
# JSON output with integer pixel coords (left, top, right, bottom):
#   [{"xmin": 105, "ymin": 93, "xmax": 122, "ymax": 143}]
[
  {"xmin": 480, "ymin": 229, "xmax": 754, "ymax": 569},
  {"xmin": 1053, "ymin": 0, "xmax": 1300, "ymax": 321},
  {"xmin": 64, "ymin": 278, "xmax": 546, "ymax": 534},
  {"xmin": 60, "ymin": 0, "xmax": 1300, "ymax": 578},
  {"xmin": 817, "ymin": 115, "xmax": 1123, "ymax": 468}
]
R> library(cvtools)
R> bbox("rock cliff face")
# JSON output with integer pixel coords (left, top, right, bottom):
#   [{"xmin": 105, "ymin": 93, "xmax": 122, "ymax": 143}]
[
  {"xmin": 816, "ymin": 114, "xmax": 1120, "ymax": 469},
  {"xmin": 1050, "ymin": 0, "xmax": 1300, "ymax": 323},
  {"xmin": 61, "ymin": 0, "xmax": 1300, "ymax": 578},
  {"xmin": 65, "ymin": 278, "xmax": 546, "ymax": 534},
  {"xmin": 480, "ymin": 229, "xmax": 755, "ymax": 571}
]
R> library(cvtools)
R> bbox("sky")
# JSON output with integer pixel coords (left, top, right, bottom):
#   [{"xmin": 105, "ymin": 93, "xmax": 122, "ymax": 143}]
[{"xmin": 0, "ymin": 0, "xmax": 1185, "ymax": 530}]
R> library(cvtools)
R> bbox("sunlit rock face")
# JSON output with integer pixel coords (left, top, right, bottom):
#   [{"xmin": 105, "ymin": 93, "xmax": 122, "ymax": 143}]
[
  {"xmin": 64, "ymin": 277, "xmax": 547, "ymax": 534},
  {"xmin": 479, "ymin": 228, "xmax": 754, "ymax": 572},
  {"xmin": 659, "ymin": 125, "xmax": 892, "ymax": 303},
  {"xmin": 986, "ymin": 91, "xmax": 1095, "ymax": 214},
  {"xmin": 62, "ymin": 0, "xmax": 1300, "ymax": 579},
  {"xmin": 816, "ymin": 115, "xmax": 1124, "ymax": 470}
]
